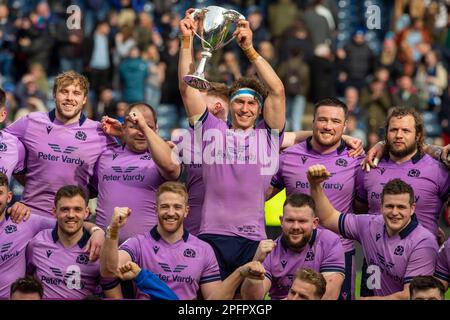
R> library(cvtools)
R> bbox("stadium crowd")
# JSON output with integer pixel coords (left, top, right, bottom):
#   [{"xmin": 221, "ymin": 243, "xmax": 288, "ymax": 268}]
[{"xmin": 0, "ymin": 0, "xmax": 449, "ymax": 300}]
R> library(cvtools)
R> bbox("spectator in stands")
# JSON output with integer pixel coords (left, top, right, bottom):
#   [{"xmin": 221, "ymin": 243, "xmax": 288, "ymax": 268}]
[
  {"xmin": 377, "ymin": 32, "xmax": 403, "ymax": 81},
  {"xmin": 391, "ymin": 74, "xmax": 421, "ymax": 110},
  {"xmin": 83, "ymin": 20, "xmax": 113, "ymax": 98},
  {"xmin": 360, "ymin": 78, "xmax": 392, "ymax": 133},
  {"xmin": 143, "ymin": 44, "xmax": 165, "ymax": 108},
  {"xmin": 338, "ymin": 29, "xmax": 375, "ymax": 91},
  {"xmin": 310, "ymin": 43, "xmax": 335, "ymax": 102},
  {"xmin": 415, "ymin": 50, "xmax": 448, "ymax": 110},
  {"xmin": 119, "ymin": 46, "xmax": 147, "ymax": 104}
]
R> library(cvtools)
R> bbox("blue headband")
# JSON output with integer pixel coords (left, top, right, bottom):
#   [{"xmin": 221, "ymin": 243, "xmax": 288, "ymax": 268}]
[{"xmin": 230, "ymin": 88, "xmax": 264, "ymax": 107}]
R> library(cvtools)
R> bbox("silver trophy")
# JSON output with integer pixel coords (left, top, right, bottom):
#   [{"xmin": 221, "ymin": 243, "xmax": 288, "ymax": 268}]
[{"xmin": 183, "ymin": 6, "xmax": 245, "ymax": 90}]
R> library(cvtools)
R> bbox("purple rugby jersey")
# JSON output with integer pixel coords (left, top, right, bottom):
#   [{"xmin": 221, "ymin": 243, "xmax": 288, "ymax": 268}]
[
  {"xmin": 263, "ymin": 228, "xmax": 345, "ymax": 300},
  {"xmin": 92, "ymin": 144, "xmax": 167, "ymax": 243},
  {"xmin": 0, "ymin": 214, "xmax": 54, "ymax": 298},
  {"xmin": 191, "ymin": 111, "xmax": 283, "ymax": 241},
  {"xmin": 26, "ymin": 228, "xmax": 119, "ymax": 299},
  {"xmin": 5, "ymin": 110, "xmax": 117, "ymax": 216},
  {"xmin": 120, "ymin": 226, "xmax": 221, "ymax": 300},
  {"xmin": 356, "ymin": 153, "xmax": 450, "ymax": 235},
  {"xmin": 434, "ymin": 238, "xmax": 450, "ymax": 284},
  {"xmin": 338, "ymin": 213, "xmax": 438, "ymax": 296},
  {"xmin": 0, "ymin": 131, "xmax": 26, "ymax": 181},
  {"xmin": 271, "ymin": 137, "xmax": 364, "ymax": 252},
  {"xmin": 172, "ymin": 129, "xmax": 204, "ymax": 235}
]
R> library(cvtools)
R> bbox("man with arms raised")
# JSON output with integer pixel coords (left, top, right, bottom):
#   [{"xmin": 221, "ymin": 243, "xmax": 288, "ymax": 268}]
[
  {"xmin": 241, "ymin": 193, "xmax": 344, "ymax": 300},
  {"xmin": 178, "ymin": 11, "xmax": 285, "ymax": 279},
  {"xmin": 268, "ymin": 97, "xmax": 364, "ymax": 300},
  {"xmin": 100, "ymin": 181, "xmax": 266, "ymax": 300},
  {"xmin": 308, "ymin": 166, "xmax": 438, "ymax": 299}
]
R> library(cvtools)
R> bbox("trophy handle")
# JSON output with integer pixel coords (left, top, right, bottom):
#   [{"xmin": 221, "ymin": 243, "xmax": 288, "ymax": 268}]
[{"xmin": 220, "ymin": 9, "xmax": 246, "ymax": 48}]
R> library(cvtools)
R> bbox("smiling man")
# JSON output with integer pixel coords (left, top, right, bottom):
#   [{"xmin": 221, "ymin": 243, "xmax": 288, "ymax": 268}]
[
  {"xmin": 268, "ymin": 97, "xmax": 364, "ymax": 300},
  {"xmin": 26, "ymin": 185, "xmax": 121, "ymax": 299},
  {"xmin": 307, "ymin": 166, "xmax": 438, "ymax": 299},
  {"xmin": 5, "ymin": 71, "xmax": 117, "ymax": 217},
  {"xmin": 92, "ymin": 104, "xmax": 180, "ymax": 244},
  {"xmin": 100, "ymin": 181, "xmax": 267, "ymax": 300},
  {"xmin": 241, "ymin": 193, "xmax": 344, "ymax": 300},
  {"xmin": 178, "ymin": 11, "xmax": 285, "ymax": 280}
]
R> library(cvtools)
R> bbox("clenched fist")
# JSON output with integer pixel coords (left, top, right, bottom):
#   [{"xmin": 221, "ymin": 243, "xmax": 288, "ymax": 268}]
[
  {"xmin": 253, "ymin": 239, "xmax": 276, "ymax": 263},
  {"xmin": 306, "ymin": 164, "xmax": 331, "ymax": 186}
]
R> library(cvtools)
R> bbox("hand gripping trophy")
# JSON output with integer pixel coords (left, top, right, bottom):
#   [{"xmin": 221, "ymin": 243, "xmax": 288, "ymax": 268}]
[{"xmin": 183, "ymin": 6, "xmax": 245, "ymax": 90}]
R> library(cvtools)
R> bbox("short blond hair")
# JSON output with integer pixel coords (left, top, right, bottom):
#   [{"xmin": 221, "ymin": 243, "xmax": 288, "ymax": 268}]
[
  {"xmin": 156, "ymin": 182, "xmax": 188, "ymax": 204},
  {"xmin": 53, "ymin": 71, "xmax": 89, "ymax": 97}
]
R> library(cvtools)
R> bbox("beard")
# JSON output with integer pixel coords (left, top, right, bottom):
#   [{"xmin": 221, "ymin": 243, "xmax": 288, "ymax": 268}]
[
  {"xmin": 313, "ymin": 130, "xmax": 341, "ymax": 148},
  {"xmin": 282, "ymin": 231, "xmax": 311, "ymax": 252},
  {"xmin": 388, "ymin": 140, "xmax": 417, "ymax": 158}
]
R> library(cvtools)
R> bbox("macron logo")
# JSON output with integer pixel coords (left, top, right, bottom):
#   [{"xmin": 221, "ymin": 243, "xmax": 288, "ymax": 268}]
[{"xmin": 46, "ymin": 126, "xmax": 53, "ymax": 134}]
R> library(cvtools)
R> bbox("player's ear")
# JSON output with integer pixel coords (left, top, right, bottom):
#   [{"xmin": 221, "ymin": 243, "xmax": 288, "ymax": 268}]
[
  {"xmin": 84, "ymin": 207, "xmax": 90, "ymax": 220},
  {"xmin": 52, "ymin": 207, "xmax": 57, "ymax": 218},
  {"xmin": 6, "ymin": 191, "xmax": 12, "ymax": 204}
]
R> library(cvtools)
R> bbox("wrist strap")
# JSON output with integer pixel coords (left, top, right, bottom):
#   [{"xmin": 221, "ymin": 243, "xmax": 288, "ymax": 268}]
[{"xmin": 243, "ymin": 46, "xmax": 260, "ymax": 62}]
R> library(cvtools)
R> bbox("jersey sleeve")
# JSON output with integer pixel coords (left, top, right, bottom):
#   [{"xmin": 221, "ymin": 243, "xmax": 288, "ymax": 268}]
[
  {"xmin": 199, "ymin": 244, "xmax": 222, "ymax": 285},
  {"xmin": 338, "ymin": 213, "xmax": 367, "ymax": 242},
  {"xmin": 436, "ymin": 164, "xmax": 450, "ymax": 202},
  {"xmin": 270, "ymin": 153, "xmax": 285, "ymax": 190},
  {"xmin": 262, "ymin": 251, "xmax": 274, "ymax": 281},
  {"xmin": 434, "ymin": 241, "xmax": 450, "ymax": 283},
  {"xmin": 355, "ymin": 169, "xmax": 368, "ymax": 203},
  {"xmin": 403, "ymin": 238, "xmax": 438, "ymax": 284},
  {"xmin": 25, "ymin": 237, "xmax": 37, "ymax": 274},
  {"xmin": 13, "ymin": 138, "xmax": 27, "ymax": 173},
  {"xmin": 4, "ymin": 115, "xmax": 29, "ymax": 140},
  {"xmin": 119, "ymin": 236, "xmax": 142, "ymax": 265},
  {"xmin": 320, "ymin": 234, "xmax": 346, "ymax": 274}
]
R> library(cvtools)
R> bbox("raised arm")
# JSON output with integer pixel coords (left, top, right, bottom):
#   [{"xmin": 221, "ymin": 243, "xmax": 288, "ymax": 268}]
[
  {"xmin": 129, "ymin": 110, "xmax": 181, "ymax": 180},
  {"xmin": 100, "ymin": 207, "xmax": 132, "ymax": 277},
  {"xmin": 234, "ymin": 20, "xmax": 285, "ymax": 131},
  {"xmin": 307, "ymin": 164, "xmax": 342, "ymax": 234},
  {"xmin": 178, "ymin": 10, "xmax": 207, "ymax": 124}
]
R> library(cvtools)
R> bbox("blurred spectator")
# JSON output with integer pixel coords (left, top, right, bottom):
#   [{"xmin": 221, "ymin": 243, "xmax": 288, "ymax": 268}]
[
  {"xmin": 83, "ymin": 20, "xmax": 113, "ymax": 97},
  {"xmin": 374, "ymin": 66, "xmax": 394, "ymax": 89},
  {"xmin": 415, "ymin": 50, "xmax": 447, "ymax": 110},
  {"xmin": 143, "ymin": 43, "xmax": 165, "ymax": 108},
  {"xmin": 15, "ymin": 73, "xmax": 47, "ymax": 108},
  {"xmin": 29, "ymin": 63, "xmax": 48, "ymax": 99},
  {"xmin": 258, "ymin": 40, "xmax": 277, "ymax": 67},
  {"xmin": 115, "ymin": 25, "xmax": 136, "ymax": 62},
  {"xmin": 214, "ymin": 50, "xmax": 242, "ymax": 85},
  {"xmin": 303, "ymin": 0, "xmax": 334, "ymax": 47},
  {"xmin": 337, "ymin": 29, "xmax": 375, "ymax": 91},
  {"xmin": 278, "ymin": 47, "xmax": 309, "ymax": 131},
  {"xmin": 391, "ymin": 74, "xmax": 421, "ymax": 110},
  {"xmin": 310, "ymin": 43, "xmax": 335, "ymax": 102},
  {"xmin": 0, "ymin": 4, "xmax": 16, "ymax": 82},
  {"xmin": 439, "ymin": 83, "xmax": 450, "ymax": 146},
  {"xmin": 55, "ymin": 8, "xmax": 84, "ymax": 73},
  {"xmin": 344, "ymin": 86, "xmax": 366, "ymax": 132},
  {"xmin": 134, "ymin": 11, "xmax": 163, "ymax": 51},
  {"xmin": 97, "ymin": 87, "xmax": 117, "ymax": 119},
  {"xmin": 268, "ymin": 0, "xmax": 299, "ymax": 41},
  {"xmin": 247, "ymin": 6, "xmax": 270, "ymax": 50},
  {"xmin": 360, "ymin": 79, "xmax": 391, "ymax": 134},
  {"xmin": 13, "ymin": 96, "xmax": 47, "ymax": 121},
  {"xmin": 397, "ymin": 17, "xmax": 431, "ymax": 76},
  {"xmin": 345, "ymin": 114, "xmax": 367, "ymax": 148},
  {"xmin": 377, "ymin": 32, "xmax": 403, "ymax": 81},
  {"xmin": 159, "ymin": 36, "xmax": 183, "ymax": 129},
  {"xmin": 279, "ymin": 19, "xmax": 314, "ymax": 63},
  {"xmin": 119, "ymin": 46, "xmax": 147, "ymax": 104}
]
